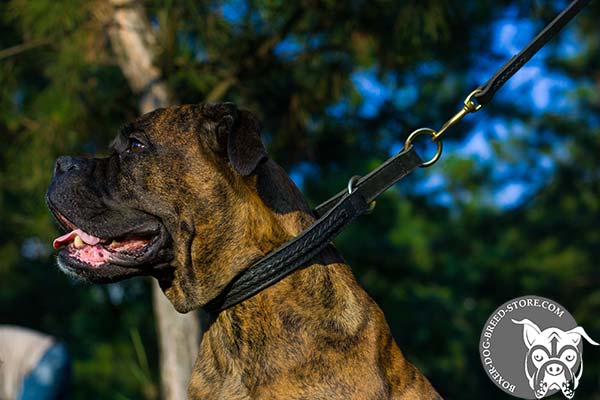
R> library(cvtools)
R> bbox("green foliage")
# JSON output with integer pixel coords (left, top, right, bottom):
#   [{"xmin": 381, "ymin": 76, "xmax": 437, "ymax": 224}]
[{"xmin": 1, "ymin": 0, "xmax": 598, "ymax": 398}]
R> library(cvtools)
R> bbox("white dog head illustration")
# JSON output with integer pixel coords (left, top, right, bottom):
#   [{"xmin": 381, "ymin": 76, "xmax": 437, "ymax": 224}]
[{"xmin": 512, "ymin": 319, "xmax": 598, "ymax": 399}]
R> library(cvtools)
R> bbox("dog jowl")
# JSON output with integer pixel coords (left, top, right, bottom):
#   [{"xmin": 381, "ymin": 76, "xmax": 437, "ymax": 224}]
[
  {"xmin": 46, "ymin": 103, "xmax": 441, "ymax": 399},
  {"xmin": 512, "ymin": 319, "xmax": 598, "ymax": 399}
]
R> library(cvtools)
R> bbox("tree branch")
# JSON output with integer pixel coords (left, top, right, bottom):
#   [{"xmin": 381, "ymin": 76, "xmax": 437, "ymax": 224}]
[{"xmin": 0, "ymin": 39, "xmax": 52, "ymax": 61}]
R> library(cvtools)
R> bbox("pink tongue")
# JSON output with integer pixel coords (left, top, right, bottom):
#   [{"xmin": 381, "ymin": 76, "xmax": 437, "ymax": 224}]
[{"xmin": 53, "ymin": 229, "xmax": 102, "ymax": 250}]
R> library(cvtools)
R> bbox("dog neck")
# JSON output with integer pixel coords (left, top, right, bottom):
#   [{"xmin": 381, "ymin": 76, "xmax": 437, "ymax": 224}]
[{"xmin": 189, "ymin": 160, "xmax": 403, "ymax": 397}]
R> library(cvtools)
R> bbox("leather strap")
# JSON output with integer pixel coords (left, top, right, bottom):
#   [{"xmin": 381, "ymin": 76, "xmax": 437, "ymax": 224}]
[
  {"xmin": 313, "ymin": 146, "xmax": 423, "ymax": 217},
  {"xmin": 204, "ymin": 146, "xmax": 423, "ymax": 313},
  {"xmin": 474, "ymin": 0, "xmax": 590, "ymax": 106}
]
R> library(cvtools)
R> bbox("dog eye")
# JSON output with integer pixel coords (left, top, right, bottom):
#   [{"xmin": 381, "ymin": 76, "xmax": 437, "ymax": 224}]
[
  {"xmin": 562, "ymin": 350, "xmax": 577, "ymax": 362},
  {"xmin": 532, "ymin": 349, "xmax": 546, "ymax": 362},
  {"xmin": 127, "ymin": 138, "xmax": 145, "ymax": 153}
]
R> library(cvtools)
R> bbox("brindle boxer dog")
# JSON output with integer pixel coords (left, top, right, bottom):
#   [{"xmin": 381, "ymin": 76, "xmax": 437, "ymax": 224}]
[{"xmin": 46, "ymin": 103, "xmax": 441, "ymax": 399}]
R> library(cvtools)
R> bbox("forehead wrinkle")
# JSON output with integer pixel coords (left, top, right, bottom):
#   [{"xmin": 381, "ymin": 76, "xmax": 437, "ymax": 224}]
[
  {"xmin": 557, "ymin": 343, "xmax": 578, "ymax": 356},
  {"xmin": 155, "ymin": 107, "xmax": 172, "ymax": 128},
  {"xmin": 134, "ymin": 109, "xmax": 171, "ymax": 143},
  {"xmin": 531, "ymin": 340, "xmax": 552, "ymax": 353}
]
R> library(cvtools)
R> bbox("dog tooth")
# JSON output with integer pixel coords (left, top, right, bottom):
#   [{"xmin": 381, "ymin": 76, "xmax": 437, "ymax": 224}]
[{"xmin": 74, "ymin": 235, "xmax": 86, "ymax": 249}]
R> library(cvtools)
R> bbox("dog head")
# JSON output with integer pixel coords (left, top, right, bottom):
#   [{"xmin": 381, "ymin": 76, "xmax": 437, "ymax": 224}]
[
  {"xmin": 46, "ymin": 103, "xmax": 302, "ymax": 312},
  {"xmin": 512, "ymin": 318, "xmax": 598, "ymax": 399}
]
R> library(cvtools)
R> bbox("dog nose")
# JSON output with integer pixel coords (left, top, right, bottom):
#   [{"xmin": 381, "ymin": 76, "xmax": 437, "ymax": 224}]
[
  {"xmin": 54, "ymin": 156, "xmax": 82, "ymax": 177},
  {"xmin": 545, "ymin": 363, "xmax": 564, "ymax": 376}
]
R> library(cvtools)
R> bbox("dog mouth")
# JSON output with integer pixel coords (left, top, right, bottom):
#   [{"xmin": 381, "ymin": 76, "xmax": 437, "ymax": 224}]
[
  {"xmin": 49, "ymin": 206, "xmax": 172, "ymax": 282},
  {"xmin": 53, "ymin": 228, "xmax": 156, "ymax": 266}
]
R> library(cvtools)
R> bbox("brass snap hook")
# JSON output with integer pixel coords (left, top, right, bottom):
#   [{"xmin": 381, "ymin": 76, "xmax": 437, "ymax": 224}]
[{"xmin": 433, "ymin": 88, "xmax": 483, "ymax": 141}]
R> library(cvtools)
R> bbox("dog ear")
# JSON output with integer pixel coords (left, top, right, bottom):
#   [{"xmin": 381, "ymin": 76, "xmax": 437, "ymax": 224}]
[
  {"xmin": 565, "ymin": 326, "xmax": 599, "ymax": 347},
  {"xmin": 512, "ymin": 319, "xmax": 542, "ymax": 349},
  {"xmin": 203, "ymin": 102, "xmax": 267, "ymax": 176},
  {"xmin": 226, "ymin": 109, "xmax": 267, "ymax": 176}
]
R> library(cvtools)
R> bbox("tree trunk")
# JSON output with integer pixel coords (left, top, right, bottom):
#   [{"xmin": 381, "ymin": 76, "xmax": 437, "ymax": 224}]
[{"xmin": 106, "ymin": 1, "xmax": 200, "ymax": 399}]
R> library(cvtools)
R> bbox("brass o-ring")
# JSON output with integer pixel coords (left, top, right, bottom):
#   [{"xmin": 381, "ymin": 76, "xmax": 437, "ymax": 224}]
[{"xmin": 404, "ymin": 127, "xmax": 443, "ymax": 167}]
